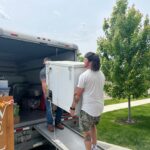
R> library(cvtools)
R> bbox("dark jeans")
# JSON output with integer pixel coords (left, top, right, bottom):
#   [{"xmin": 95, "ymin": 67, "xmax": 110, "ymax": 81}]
[{"xmin": 45, "ymin": 99, "xmax": 63, "ymax": 125}]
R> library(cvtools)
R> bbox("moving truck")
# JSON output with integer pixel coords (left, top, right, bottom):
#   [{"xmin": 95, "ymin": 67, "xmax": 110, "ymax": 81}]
[{"xmin": 0, "ymin": 28, "xmax": 103, "ymax": 150}]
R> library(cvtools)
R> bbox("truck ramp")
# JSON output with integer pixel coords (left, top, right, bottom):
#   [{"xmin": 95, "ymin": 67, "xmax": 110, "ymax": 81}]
[{"xmin": 34, "ymin": 123, "xmax": 103, "ymax": 150}]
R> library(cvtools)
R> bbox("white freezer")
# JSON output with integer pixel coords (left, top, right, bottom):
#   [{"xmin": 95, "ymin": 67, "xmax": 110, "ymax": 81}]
[{"xmin": 46, "ymin": 61, "xmax": 86, "ymax": 114}]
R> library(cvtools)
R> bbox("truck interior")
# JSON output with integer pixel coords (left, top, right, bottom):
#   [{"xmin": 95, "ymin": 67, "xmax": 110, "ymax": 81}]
[{"xmin": 0, "ymin": 35, "xmax": 77, "ymax": 128}]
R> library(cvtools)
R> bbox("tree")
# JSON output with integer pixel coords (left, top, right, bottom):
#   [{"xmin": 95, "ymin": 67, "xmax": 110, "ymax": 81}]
[
  {"xmin": 77, "ymin": 52, "xmax": 84, "ymax": 62},
  {"xmin": 97, "ymin": 0, "xmax": 150, "ymax": 123}
]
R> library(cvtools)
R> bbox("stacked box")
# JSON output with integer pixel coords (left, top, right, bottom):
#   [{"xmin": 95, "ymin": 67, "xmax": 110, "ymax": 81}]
[{"xmin": 0, "ymin": 80, "xmax": 9, "ymax": 96}]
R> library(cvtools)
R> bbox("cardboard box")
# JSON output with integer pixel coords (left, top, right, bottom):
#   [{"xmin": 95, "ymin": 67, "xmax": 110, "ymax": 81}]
[
  {"xmin": 0, "ymin": 80, "xmax": 8, "ymax": 88},
  {"xmin": 0, "ymin": 96, "xmax": 14, "ymax": 150}
]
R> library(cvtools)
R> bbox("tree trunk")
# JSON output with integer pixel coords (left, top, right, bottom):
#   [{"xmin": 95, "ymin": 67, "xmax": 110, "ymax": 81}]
[{"xmin": 127, "ymin": 96, "xmax": 131, "ymax": 123}]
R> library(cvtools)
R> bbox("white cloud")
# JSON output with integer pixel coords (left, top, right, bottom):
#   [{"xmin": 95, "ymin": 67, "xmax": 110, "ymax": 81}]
[
  {"xmin": 71, "ymin": 22, "xmax": 95, "ymax": 42},
  {"xmin": 79, "ymin": 22, "xmax": 86, "ymax": 29},
  {"xmin": 53, "ymin": 10, "xmax": 61, "ymax": 17},
  {"xmin": 0, "ymin": 4, "xmax": 9, "ymax": 20},
  {"xmin": 0, "ymin": 9, "xmax": 9, "ymax": 20}
]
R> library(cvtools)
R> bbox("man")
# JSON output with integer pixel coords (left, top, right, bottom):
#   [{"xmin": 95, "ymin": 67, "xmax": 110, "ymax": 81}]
[
  {"xmin": 40, "ymin": 57, "xmax": 64, "ymax": 132},
  {"xmin": 70, "ymin": 52, "xmax": 105, "ymax": 150}
]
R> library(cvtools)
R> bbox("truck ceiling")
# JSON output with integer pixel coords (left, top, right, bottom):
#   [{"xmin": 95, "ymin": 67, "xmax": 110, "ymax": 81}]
[{"xmin": 0, "ymin": 28, "xmax": 78, "ymax": 63}]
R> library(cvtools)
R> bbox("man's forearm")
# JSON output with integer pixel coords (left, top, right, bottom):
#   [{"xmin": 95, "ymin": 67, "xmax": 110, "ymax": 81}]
[{"xmin": 71, "ymin": 94, "xmax": 80, "ymax": 108}]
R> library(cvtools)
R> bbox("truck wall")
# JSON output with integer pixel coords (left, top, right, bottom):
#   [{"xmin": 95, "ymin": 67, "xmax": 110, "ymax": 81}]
[
  {"xmin": 0, "ymin": 60, "xmax": 17, "ymax": 75},
  {"xmin": 0, "ymin": 50, "xmax": 76, "ymax": 84},
  {"xmin": 0, "ymin": 60, "xmax": 26, "ymax": 85},
  {"xmin": 18, "ymin": 51, "xmax": 75, "ymax": 85}
]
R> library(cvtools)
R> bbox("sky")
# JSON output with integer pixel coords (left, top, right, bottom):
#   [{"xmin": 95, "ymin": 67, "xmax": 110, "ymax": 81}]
[{"xmin": 0, "ymin": 0, "xmax": 149, "ymax": 54}]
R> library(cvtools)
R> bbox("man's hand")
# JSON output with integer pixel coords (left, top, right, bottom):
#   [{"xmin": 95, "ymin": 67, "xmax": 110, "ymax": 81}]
[
  {"xmin": 10, "ymin": 99, "xmax": 14, "ymax": 104},
  {"xmin": 70, "ymin": 109, "xmax": 75, "ymax": 117}
]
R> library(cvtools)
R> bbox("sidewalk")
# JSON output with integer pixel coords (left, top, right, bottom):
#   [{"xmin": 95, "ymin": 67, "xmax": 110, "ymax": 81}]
[
  {"xmin": 103, "ymin": 98, "xmax": 150, "ymax": 113},
  {"xmin": 97, "ymin": 141, "xmax": 131, "ymax": 150}
]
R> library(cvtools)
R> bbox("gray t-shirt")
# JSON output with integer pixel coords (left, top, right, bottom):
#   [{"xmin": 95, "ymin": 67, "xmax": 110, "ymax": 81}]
[{"xmin": 40, "ymin": 67, "xmax": 46, "ymax": 80}]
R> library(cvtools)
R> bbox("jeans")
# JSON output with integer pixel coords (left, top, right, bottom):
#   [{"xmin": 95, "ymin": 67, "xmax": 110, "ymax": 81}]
[{"xmin": 45, "ymin": 99, "xmax": 63, "ymax": 125}]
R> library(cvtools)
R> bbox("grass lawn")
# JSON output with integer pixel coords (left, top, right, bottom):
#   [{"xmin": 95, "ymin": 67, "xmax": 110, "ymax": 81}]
[
  {"xmin": 97, "ymin": 104, "xmax": 150, "ymax": 150},
  {"xmin": 104, "ymin": 95, "xmax": 150, "ymax": 106}
]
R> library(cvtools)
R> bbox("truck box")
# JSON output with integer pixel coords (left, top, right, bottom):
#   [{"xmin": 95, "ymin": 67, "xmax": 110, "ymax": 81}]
[
  {"xmin": 46, "ymin": 61, "xmax": 86, "ymax": 114},
  {"xmin": 0, "ymin": 28, "xmax": 78, "ymax": 149}
]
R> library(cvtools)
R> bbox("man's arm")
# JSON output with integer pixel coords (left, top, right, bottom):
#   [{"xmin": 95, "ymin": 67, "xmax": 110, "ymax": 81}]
[
  {"xmin": 70, "ymin": 87, "xmax": 84, "ymax": 116},
  {"xmin": 41, "ymin": 80, "xmax": 47, "ymax": 98}
]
